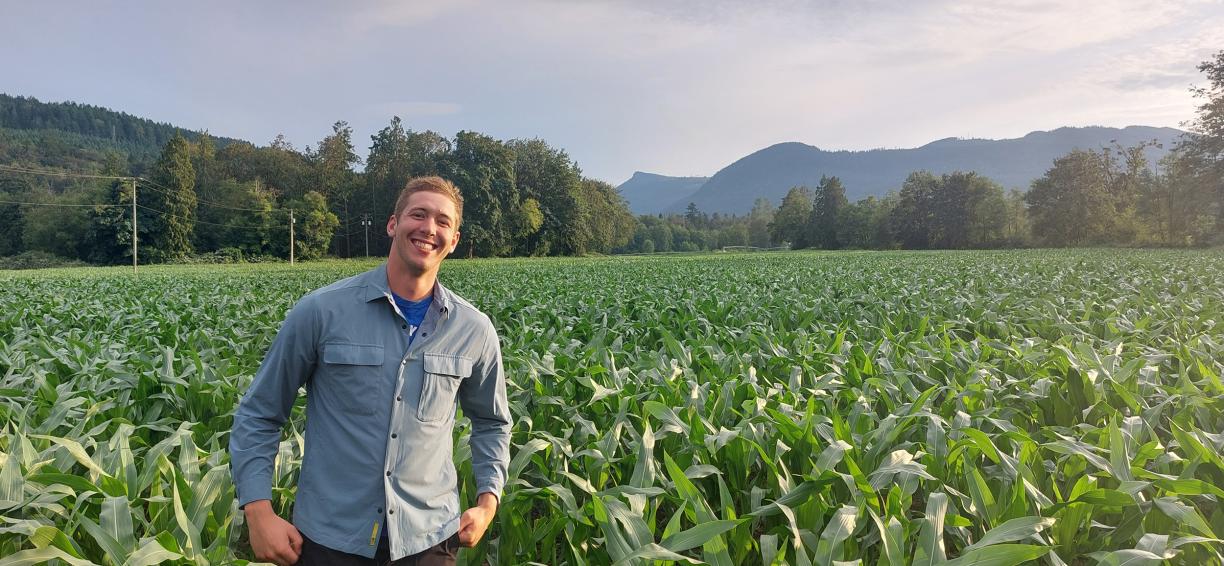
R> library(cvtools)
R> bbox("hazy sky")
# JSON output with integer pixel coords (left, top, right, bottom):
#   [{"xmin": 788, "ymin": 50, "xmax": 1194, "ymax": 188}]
[{"xmin": 3, "ymin": 1, "xmax": 1221, "ymax": 184}]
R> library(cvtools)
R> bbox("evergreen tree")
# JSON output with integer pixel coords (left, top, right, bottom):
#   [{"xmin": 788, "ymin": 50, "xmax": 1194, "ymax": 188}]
[
  {"xmin": 145, "ymin": 133, "xmax": 197, "ymax": 261},
  {"xmin": 807, "ymin": 175, "xmax": 848, "ymax": 249}
]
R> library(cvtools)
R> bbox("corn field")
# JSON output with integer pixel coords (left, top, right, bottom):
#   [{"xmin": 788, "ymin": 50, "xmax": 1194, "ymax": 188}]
[{"xmin": 1, "ymin": 250, "xmax": 1223, "ymax": 565}]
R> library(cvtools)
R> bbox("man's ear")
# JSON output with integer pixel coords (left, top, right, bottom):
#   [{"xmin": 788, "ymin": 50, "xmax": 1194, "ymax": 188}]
[{"xmin": 386, "ymin": 215, "xmax": 397, "ymax": 237}]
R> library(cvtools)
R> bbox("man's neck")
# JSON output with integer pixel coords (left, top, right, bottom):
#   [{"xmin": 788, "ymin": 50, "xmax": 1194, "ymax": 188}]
[{"xmin": 386, "ymin": 263, "xmax": 437, "ymax": 301}]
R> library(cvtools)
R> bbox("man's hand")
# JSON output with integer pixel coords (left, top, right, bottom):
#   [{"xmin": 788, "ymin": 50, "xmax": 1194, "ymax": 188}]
[
  {"xmin": 458, "ymin": 492, "xmax": 499, "ymax": 547},
  {"xmin": 244, "ymin": 500, "xmax": 303, "ymax": 566}
]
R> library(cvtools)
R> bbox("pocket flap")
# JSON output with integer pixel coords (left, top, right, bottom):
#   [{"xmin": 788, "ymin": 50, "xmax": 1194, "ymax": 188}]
[
  {"xmin": 424, "ymin": 352, "xmax": 473, "ymax": 377},
  {"xmin": 322, "ymin": 343, "xmax": 384, "ymax": 365}
]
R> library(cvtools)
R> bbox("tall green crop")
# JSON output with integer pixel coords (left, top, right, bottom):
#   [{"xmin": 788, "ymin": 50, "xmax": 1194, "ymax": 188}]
[{"xmin": 1, "ymin": 250, "xmax": 1222, "ymax": 565}]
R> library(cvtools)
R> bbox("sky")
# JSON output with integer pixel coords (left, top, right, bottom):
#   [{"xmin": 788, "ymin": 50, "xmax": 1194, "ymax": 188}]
[{"xmin": 2, "ymin": 1, "xmax": 1222, "ymax": 185}]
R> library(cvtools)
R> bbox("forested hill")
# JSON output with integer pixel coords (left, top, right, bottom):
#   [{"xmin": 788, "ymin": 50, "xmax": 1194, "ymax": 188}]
[
  {"xmin": 634, "ymin": 126, "xmax": 1186, "ymax": 215},
  {"xmin": 617, "ymin": 171, "xmax": 708, "ymax": 215},
  {"xmin": 0, "ymin": 93, "xmax": 245, "ymax": 172}
]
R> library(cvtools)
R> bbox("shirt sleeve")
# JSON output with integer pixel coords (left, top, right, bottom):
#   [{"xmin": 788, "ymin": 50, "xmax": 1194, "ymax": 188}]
[
  {"xmin": 458, "ymin": 320, "xmax": 512, "ymax": 500},
  {"xmin": 228, "ymin": 295, "xmax": 319, "ymax": 507}
]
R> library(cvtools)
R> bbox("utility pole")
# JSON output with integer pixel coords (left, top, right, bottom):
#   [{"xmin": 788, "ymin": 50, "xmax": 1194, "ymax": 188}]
[
  {"xmin": 130, "ymin": 178, "xmax": 137, "ymax": 274},
  {"xmin": 289, "ymin": 209, "xmax": 296, "ymax": 265},
  {"xmin": 361, "ymin": 214, "xmax": 372, "ymax": 257}
]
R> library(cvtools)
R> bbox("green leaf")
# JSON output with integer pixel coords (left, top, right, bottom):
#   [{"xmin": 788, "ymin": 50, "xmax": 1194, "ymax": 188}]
[
  {"xmin": 610, "ymin": 543, "xmax": 703, "ymax": 566},
  {"xmin": 914, "ymin": 492, "xmax": 949, "ymax": 566},
  {"xmin": 0, "ymin": 546, "xmax": 99, "ymax": 566},
  {"xmin": 660, "ymin": 519, "xmax": 747, "ymax": 553},
  {"xmin": 944, "ymin": 544, "xmax": 1050, "ymax": 566},
  {"xmin": 1089, "ymin": 549, "xmax": 1165, "ymax": 566},
  {"xmin": 123, "ymin": 537, "xmax": 185, "ymax": 566},
  {"xmin": 964, "ymin": 516, "xmax": 1056, "ymax": 552},
  {"xmin": 813, "ymin": 505, "xmax": 858, "ymax": 564},
  {"xmin": 1153, "ymin": 497, "xmax": 1217, "ymax": 538}
]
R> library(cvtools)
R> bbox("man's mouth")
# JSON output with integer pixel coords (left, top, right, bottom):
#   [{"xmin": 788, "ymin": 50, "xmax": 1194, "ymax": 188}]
[{"xmin": 411, "ymin": 238, "xmax": 437, "ymax": 252}]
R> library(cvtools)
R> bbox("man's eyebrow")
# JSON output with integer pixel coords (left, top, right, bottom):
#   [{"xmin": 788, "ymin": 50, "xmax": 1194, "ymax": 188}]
[{"xmin": 409, "ymin": 206, "xmax": 453, "ymax": 221}]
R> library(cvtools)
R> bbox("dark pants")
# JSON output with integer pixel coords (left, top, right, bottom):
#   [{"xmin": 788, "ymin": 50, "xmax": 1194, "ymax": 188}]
[{"xmin": 296, "ymin": 534, "xmax": 459, "ymax": 566}]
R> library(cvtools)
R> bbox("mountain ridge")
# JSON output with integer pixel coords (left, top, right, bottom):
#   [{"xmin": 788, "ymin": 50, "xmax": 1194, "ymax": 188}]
[{"xmin": 619, "ymin": 126, "xmax": 1186, "ymax": 215}]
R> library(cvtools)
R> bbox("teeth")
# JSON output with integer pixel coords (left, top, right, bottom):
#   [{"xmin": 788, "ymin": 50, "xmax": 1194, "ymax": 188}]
[{"xmin": 413, "ymin": 240, "xmax": 435, "ymax": 251}]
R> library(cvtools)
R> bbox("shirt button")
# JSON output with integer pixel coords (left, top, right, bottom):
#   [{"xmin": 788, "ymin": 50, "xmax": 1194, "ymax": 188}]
[
  {"xmin": 401, "ymin": 324, "xmax": 407, "ymax": 329},
  {"xmin": 389, "ymin": 509, "xmax": 394, "ymax": 515},
  {"xmin": 377, "ymin": 508, "xmax": 383, "ymax": 514},
  {"xmin": 396, "ymin": 396, "xmax": 403, "ymax": 401},
  {"xmin": 391, "ymin": 433, "xmax": 398, "ymax": 439},
  {"xmin": 385, "ymin": 471, "xmax": 391, "ymax": 477},
  {"xmin": 421, "ymin": 332, "xmax": 427, "ymax": 337}
]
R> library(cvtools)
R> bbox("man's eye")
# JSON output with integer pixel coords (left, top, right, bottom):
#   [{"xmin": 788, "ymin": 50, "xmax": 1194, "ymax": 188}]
[{"xmin": 410, "ymin": 211, "xmax": 426, "ymax": 219}]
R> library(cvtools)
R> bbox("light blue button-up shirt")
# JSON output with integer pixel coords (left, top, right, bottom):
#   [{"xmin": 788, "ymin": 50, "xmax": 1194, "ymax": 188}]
[{"xmin": 229, "ymin": 264, "xmax": 511, "ymax": 559}]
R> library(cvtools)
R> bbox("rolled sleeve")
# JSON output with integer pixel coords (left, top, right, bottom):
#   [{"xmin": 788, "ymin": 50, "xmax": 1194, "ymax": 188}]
[
  {"xmin": 458, "ymin": 322, "xmax": 512, "ymax": 499},
  {"xmin": 229, "ymin": 296, "xmax": 319, "ymax": 507}
]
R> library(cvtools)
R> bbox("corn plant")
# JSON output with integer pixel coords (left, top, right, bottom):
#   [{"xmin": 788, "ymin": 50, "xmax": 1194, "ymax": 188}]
[{"xmin": 1, "ymin": 250, "xmax": 1222, "ymax": 565}]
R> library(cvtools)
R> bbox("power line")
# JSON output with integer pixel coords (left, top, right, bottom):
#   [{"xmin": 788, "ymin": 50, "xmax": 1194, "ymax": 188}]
[
  {"xmin": 136, "ymin": 176, "xmax": 284, "ymax": 214},
  {"xmin": 0, "ymin": 198, "xmax": 124, "ymax": 208},
  {"xmin": 133, "ymin": 202, "xmax": 272, "ymax": 231},
  {"xmin": 0, "ymin": 163, "xmax": 291, "ymax": 215},
  {"xmin": 0, "ymin": 164, "xmax": 131, "ymax": 180}
]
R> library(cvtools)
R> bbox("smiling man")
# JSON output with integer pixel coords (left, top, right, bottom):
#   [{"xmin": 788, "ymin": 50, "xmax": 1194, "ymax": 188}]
[{"xmin": 229, "ymin": 176, "xmax": 511, "ymax": 566}]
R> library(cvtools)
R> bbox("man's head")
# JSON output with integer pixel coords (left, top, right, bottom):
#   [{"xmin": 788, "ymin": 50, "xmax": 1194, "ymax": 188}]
[
  {"xmin": 393, "ymin": 176, "xmax": 464, "ymax": 228},
  {"xmin": 387, "ymin": 176, "xmax": 463, "ymax": 278}
]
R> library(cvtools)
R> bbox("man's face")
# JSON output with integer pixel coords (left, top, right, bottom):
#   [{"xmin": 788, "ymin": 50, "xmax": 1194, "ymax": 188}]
[{"xmin": 387, "ymin": 191, "xmax": 461, "ymax": 277}]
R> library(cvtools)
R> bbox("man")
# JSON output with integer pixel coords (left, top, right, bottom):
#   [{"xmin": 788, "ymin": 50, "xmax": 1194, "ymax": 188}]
[{"xmin": 230, "ymin": 176, "xmax": 511, "ymax": 566}]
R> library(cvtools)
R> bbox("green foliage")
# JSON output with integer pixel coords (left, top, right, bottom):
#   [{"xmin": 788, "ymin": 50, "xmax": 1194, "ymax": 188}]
[
  {"xmin": 770, "ymin": 186, "xmax": 814, "ymax": 247},
  {"xmin": 144, "ymin": 134, "xmax": 198, "ymax": 262},
  {"xmin": 1, "ymin": 250, "xmax": 1222, "ymax": 564},
  {"xmin": 507, "ymin": 138, "xmax": 585, "ymax": 256},
  {"xmin": 807, "ymin": 175, "xmax": 848, "ymax": 249},
  {"xmin": 445, "ymin": 131, "xmax": 518, "ymax": 257},
  {"xmin": 288, "ymin": 191, "xmax": 340, "ymax": 260},
  {"xmin": 1162, "ymin": 49, "xmax": 1224, "ymax": 246}
]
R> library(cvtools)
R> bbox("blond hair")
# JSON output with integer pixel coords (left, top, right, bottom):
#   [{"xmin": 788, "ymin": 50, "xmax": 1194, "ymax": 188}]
[{"xmin": 393, "ymin": 176, "xmax": 464, "ymax": 227}]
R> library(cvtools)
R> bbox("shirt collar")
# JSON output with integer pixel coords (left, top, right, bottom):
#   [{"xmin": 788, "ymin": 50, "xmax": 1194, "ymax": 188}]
[{"xmin": 361, "ymin": 262, "xmax": 453, "ymax": 314}]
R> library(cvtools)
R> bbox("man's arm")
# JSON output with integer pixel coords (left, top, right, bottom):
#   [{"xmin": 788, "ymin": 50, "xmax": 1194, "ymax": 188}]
[
  {"xmin": 229, "ymin": 297, "xmax": 318, "ymax": 564},
  {"xmin": 457, "ymin": 322, "xmax": 512, "ymax": 547}
]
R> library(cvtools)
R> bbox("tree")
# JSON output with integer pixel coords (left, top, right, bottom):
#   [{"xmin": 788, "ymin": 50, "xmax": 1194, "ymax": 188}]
[
  {"xmin": 807, "ymin": 175, "xmax": 848, "ymax": 249},
  {"xmin": 506, "ymin": 139, "xmax": 583, "ymax": 256},
  {"xmin": 1025, "ymin": 147, "xmax": 1149, "ymax": 247},
  {"xmin": 444, "ymin": 131, "xmax": 517, "ymax": 257},
  {"xmin": 837, "ymin": 196, "xmax": 878, "ymax": 249},
  {"xmin": 145, "ymin": 133, "xmax": 197, "ymax": 261},
  {"xmin": 769, "ymin": 186, "xmax": 813, "ymax": 247},
  {"xmin": 0, "ymin": 177, "xmax": 29, "ymax": 256},
  {"xmin": 285, "ymin": 191, "xmax": 339, "ymax": 260},
  {"xmin": 892, "ymin": 171, "xmax": 939, "ymax": 248},
  {"xmin": 313, "ymin": 121, "xmax": 362, "ymax": 257},
  {"xmin": 1163, "ymin": 50, "xmax": 1224, "ymax": 245},
  {"xmin": 684, "ymin": 202, "xmax": 707, "ymax": 229},
  {"xmin": 576, "ymin": 178, "xmax": 636, "ymax": 254},
  {"xmin": 747, "ymin": 198, "xmax": 775, "ymax": 248}
]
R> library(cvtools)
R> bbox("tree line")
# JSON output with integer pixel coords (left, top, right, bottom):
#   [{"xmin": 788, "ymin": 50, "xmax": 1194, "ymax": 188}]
[{"xmin": 0, "ymin": 117, "xmax": 637, "ymax": 263}]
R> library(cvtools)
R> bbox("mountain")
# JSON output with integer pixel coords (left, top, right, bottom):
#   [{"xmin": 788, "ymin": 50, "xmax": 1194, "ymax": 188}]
[
  {"xmin": 0, "ymin": 93, "xmax": 246, "ymax": 172},
  {"xmin": 639, "ymin": 126, "xmax": 1186, "ymax": 215},
  {"xmin": 615, "ymin": 171, "xmax": 709, "ymax": 215}
]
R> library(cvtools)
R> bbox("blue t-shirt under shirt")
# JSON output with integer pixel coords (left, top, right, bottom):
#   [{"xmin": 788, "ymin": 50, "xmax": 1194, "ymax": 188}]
[{"xmin": 391, "ymin": 292, "xmax": 433, "ymax": 345}]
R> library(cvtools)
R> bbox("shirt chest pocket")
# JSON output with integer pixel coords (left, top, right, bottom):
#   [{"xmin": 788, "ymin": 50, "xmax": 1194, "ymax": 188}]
[
  {"xmin": 418, "ymin": 352, "xmax": 472, "ymax": 422},
  {"xmin": 320, "ymin": 343, "xmax": 384, "ymax": 415}
]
